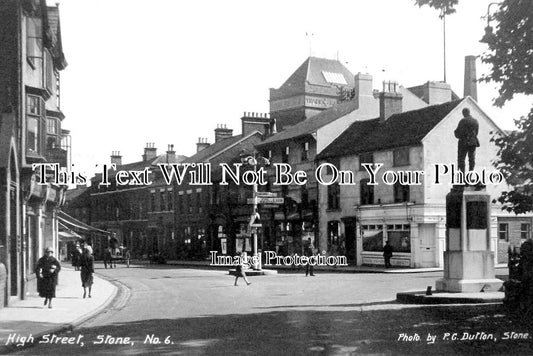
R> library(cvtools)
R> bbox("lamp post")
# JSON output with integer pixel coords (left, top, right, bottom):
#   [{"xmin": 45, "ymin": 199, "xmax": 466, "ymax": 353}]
[
  {"xmin": 240, "ymin": 152, "xmax": 270, "ymax": 270},
  {"xmin": 480, "ymin": 2, "xmax": 500, "ymax": 44}
]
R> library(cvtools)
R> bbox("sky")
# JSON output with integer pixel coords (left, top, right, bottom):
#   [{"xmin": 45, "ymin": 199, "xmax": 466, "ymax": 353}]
[{"xmin": 50, "ymin": 0, "xmax": 532, "ymax": 177}]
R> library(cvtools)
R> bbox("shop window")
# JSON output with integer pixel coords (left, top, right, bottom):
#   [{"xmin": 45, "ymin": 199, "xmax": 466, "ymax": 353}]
[
  {"xmin": 521, "ymin": 223, "xmax": 531, "ymax": 240},
  {"xmin": 394, "ymin": 181, "xmax": 410, "ymax": 203},
  {"xmin": 386, "ymin": 225, "xmax": 411, "ymax": 253},
  {"xmin": 360, "ymin": 178, "xmax": 374, "ymax": 205},
  {"xmin": 393, "ymin": 148, "xmax": 410, "ymax": 167},
  {"xmin": 499, "ymin": 223, "xmax": 509, "ymax": 241},
  {"xmin": 362, "ymin": 226, "xmax": 384, "ymax": 252},
  {"xmin": 282, "ymin": 146, "xmax": 289, "ymax": 163}
]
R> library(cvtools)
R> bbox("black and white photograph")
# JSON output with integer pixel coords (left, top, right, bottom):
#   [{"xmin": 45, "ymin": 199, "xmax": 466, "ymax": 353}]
[{"xmin": 0, "ymin": 0, "xmax": 532, "ymax": 355}]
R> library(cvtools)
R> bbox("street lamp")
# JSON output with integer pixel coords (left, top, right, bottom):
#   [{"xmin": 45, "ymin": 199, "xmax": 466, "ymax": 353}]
[
  {"xmin": 240, "ymin": 151, "xmax": 270, "ymax": 270},
  {"xmin": 480, "ymin": 2, "xmax": 500, "ymax": 45}
]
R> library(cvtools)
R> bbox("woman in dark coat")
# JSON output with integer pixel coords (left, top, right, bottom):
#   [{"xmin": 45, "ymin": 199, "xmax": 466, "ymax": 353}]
[
  {"xmin": 79, "ymin": 245, "xmax": 94, "ymax": 298},
  {"xmin": 36, "ymin": 247, "xmax": 61, "ymax": 308}
]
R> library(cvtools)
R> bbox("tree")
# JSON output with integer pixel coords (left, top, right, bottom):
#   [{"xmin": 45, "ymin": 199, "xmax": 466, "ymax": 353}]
[{"xmin": 415, "ymin": 0, "xmax": 533, "ymax": 214}]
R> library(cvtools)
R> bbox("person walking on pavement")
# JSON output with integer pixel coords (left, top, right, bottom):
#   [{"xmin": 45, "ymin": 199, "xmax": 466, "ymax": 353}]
[
  {"xmin": 304, "ymin": 238, "xmax": 316, "ymax": 276},
  {"xmin": 36, "ymin": 247, "xmax": 61, "ymax": 308},
  {"xmin": 80, "ymin": 245, "xmax": 95, "ymax": 298},
  {"xmin": 234, "ymin": 252, "xmax": 251, "ymax": 286},
  {"xmin": 383, "ymin": 240, "xmax": 393, "ymax": 268},
  {"xmin": 71, "ymin": 242, "xmax": 82, "ymax": 271}
]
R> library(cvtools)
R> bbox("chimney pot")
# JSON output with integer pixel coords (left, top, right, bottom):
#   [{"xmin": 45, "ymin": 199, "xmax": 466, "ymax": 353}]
[{"xmin": 464, "ymin": 55, "xmax": 478, "ymax": 101}]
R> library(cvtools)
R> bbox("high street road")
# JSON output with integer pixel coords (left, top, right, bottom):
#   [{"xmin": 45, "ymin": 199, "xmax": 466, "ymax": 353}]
[{"xmin": 10, "ymin": 264, "xmax": 532, "ymax": 355}]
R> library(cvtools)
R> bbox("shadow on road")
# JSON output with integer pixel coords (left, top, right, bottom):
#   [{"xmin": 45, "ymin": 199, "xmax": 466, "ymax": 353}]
[{"xmin": 15, "ymin": 304, "xmax": 533, "ymax": 355}]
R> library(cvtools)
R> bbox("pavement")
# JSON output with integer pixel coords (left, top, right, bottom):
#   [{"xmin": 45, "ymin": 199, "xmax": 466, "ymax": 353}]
[
  {"xmin": 0, "ymin": 267, "xmax": 119, "ymax": 355},
  {"xmin": 0, "ymin": 261, "xmax": 509, "ymax": 355}
]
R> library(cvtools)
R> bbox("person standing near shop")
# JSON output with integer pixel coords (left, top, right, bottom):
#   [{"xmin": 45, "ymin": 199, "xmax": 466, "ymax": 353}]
[
  {"xmin": 36, "ymin": 247, "xmax": 61, "ymax": 308},
  {"xmin": 80, "ymin": 245, "xmax": 95, "ymax": 298},
  {"xmin": 383, "ymin": 240, "xmax": 393, "ymax": 268},
  {"xmin": 304, "ymin": 238, "xmax": 316, "ymax": 276}
]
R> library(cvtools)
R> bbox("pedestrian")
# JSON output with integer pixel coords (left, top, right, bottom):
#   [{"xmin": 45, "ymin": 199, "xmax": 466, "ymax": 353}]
[
  {"xmin": 234, "ymin": 252, "xmax": 251, "ymax": 286},
  {"xmin": 383, "ymin": 240, "xmax": 393, "ymax": 268},
  {"xmin": 304, "ymin": 238, "xmax": 316, "ymax": 276},
  {"xmin": 71, "ymin": 242, "xmax": 82, "ymax": 271},
  {"xmin": 454, "ymin": 107, "xmax": 480, "ymax": 173},
  {"xmin": 35, "ymin": 247, "xmax": 61, "ymax": 308},
  {"xmin": 80, "ymin": 245, "xmax": 95, "ymax": 298}
]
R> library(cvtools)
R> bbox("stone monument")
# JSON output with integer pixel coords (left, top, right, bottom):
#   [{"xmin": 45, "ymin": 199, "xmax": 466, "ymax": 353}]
[{"xmin": 436, "ymin": 108, "xmax": 502, "ymax": 293}]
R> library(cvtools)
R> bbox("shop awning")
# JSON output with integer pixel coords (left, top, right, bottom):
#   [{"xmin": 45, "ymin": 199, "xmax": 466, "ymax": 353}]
[
  {"xmin": 58, "ymin": 223, "xmax": 82, "ymax": 241},
  {"xmin": 57, "ymin": 211, "xmax": 111, "ymax": 236}
]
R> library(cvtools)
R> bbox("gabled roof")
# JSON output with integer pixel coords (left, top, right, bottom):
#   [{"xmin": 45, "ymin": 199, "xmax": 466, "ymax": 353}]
[
  {"xmin": 258, "ymin": 99, "xmax": 360, "ymax": 147},
  {"xmin": 317, "ymin": 99, "xmax": 463, "ymax": 160},
  {"xmin": 277, "ymin": 56, "xmax": 355, "ymax": 92}
]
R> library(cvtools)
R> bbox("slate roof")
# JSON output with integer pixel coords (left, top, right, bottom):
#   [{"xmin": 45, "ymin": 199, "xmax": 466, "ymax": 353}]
[
  {"xmin": 277, "ymin": 56, "xmax": 355, "ymax": 93},
  {"xmin": 317, "ymin": 99, "xmax": 463, "ymax": 160},
  {"xmin": 258, "ymin": 99, "xmax": 360, "ymax": 147},
  {"xmin": 182, "ymin": 135, "xmax": 246, "ymax": 163}
]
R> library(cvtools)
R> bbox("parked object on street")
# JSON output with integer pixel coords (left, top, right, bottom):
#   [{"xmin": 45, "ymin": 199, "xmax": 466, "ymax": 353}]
[
  {"xmin": 80, "ymin": 245, "xmax": 95, "ymax": 298},
  {"xmin": 304, "ymin": 238, "xmax": 316, "ymax": 276},
  {"xmin": 35, "ymin": 247, "xmax": 61, "ymax": 309}
]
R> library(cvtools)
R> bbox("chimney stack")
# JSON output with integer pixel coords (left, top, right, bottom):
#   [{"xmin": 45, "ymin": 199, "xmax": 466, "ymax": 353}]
[
  {"xmin": 196, "ymin": 137, "xmax": 210, "ymax": 152},
  {"xmin": 464, "ymin": 55, "xmax": 478, "ymax": 101},
  {"xmin": 214, "ymin": 124, "xmax": 233, "ymax": 142},
  {"xmin": 142, "ymin": 142, "xmax": 157, "ymax": 161},
  {"xmin": 241, "ymin": 112, "xmax": 271, "ymax": 137},
  {"xmin": 166, "ymin": 144, "xmax": 176, "ymax": 162},
  {"xmin": 379, "ymin": 81, "xmax": 403, "ymax": 121},
  {"xmin": 110, "ymin": 151, "xmax": 122, "ymax": 166}
]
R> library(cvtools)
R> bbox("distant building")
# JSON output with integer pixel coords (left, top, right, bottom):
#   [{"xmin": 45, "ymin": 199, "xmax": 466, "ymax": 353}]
[{"xmin": 0, "ymin": 0, "xmax": 69, "ymax": 306}]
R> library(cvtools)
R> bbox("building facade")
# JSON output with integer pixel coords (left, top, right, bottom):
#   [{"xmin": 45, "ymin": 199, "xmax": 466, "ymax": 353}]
[
  {"xmin": 317, "ymin": 96, "xmax": 532, "ymax": 267},
  {"xmin": 0, "ymin": 0, "xmax": 69, "ymax": 306}
]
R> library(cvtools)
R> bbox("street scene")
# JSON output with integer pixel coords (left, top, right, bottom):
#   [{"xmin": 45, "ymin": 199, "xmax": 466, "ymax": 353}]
[{"xmin": 1, "ymin": 0, "xmax": 532, "ymax": 355}]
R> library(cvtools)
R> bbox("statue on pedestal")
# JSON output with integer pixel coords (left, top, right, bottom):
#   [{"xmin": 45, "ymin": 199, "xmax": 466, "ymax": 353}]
[{"xmin": 454, "ymin": 108, "xmax": 480, "ymax": 172}]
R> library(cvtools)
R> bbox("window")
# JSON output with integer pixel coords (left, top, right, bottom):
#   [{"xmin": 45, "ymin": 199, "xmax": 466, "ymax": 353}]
[
  {"xmin": 499, "ymin": 223, "xmax": 509, "ymax": 241},
  {"xmin": 362, "ymin": 225, "xmax": 384, "ymax": 252},
  {"xmin": 359, "ymin": 153, "xmax": 373, "ymax": 170},
  {"xmin": 196, "ymin": 192, "xmax": 201, "ymax": 213},
  {"xmin": 327, "ymin": 221, "xmax": 340, "ymax": 249},
  {"xmin": 393, "ymin": 181, "xmax": 410, "ymax": 203},
  {"xmin": 26, "ymin": 17, "xmax": 43, "ymax": 68},
  {"xmin": 187, "ymin": 192, "xmax": 192, "ymax": 213},
  {"xmin": 327, "ymin": 183, "xmax": 340, "ymax": 210},
  {"xmin": 360, "ymin": 178, "xmax": 374, "ymax": 205},
  {"xmin": 386, "ymin": 224, "xmax": 411, "ymax": 253},
  {"xmin": 26, "ymin": 95, "xmax": 43, "ymax": 154},
  {"xmin": 301, "ymin": 184, "xmax": 309, "ymax": 207},
  {"xmin": 160, "ymin": 191, "xmax": 166, "ymax": 211},
  {"xmin": 46, "ymin": 118, "xmax": 57, "ymax": 134},
  {"xmin": 44, "ymin": 50, "xmax": 54, "ymax": 93},
  {"xmin": 282, "ymin": 146, "xmax": 289, "ymax": 163},
  {"xmin": 393, "ymin": 148, "xmax": 410, "ymax": 167},
  {"xmin": 521, "ymin": 223, "xmax": 531, "ymax": 240},
  {"xmin": 150, "ymin": 192, "xmax": 156, "ymax": 212},
  {"xmin": 167, "ymin": 190, "xmax": 173, "ymax": 211},
  {"xmin": 301, "ymin": 142, "xmax": 309, "ymax": 161}
]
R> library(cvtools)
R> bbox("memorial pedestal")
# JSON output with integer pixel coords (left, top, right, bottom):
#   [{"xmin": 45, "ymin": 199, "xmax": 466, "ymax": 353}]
[{"xmin": 436, "ymin": 186, "xmax": 502, "ymax": 293}]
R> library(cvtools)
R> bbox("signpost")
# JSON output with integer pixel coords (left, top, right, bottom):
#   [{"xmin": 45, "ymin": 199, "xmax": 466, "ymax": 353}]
[{"xmin": 247, "ymin": 197, "xmax": 284, "ymax": 204}]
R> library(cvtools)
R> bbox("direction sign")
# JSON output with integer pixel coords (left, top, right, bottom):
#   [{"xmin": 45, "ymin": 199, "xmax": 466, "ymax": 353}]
[
  {"xmin": 248, "ymin": 197, "xmax": 284, "ymax": 204},
  {"xmin": 255, "ymin": 192, "xmax": 277, "ymax": 197},
  {"xmin": 250, "ymin": 223, "xmax": 262, "ymax": 228}
]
